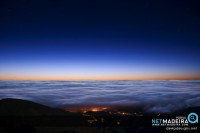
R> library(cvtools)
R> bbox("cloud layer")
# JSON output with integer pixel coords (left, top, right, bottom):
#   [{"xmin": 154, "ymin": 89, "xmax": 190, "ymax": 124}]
[{"xmin": 0, "ymin": 80, "xmax": 199, "ymax": 113}]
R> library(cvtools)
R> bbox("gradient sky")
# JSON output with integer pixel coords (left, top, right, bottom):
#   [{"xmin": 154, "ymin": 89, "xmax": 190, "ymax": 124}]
[{"xmin": 0, "ymin": 0, "xmax": 200, "ymax": 80}]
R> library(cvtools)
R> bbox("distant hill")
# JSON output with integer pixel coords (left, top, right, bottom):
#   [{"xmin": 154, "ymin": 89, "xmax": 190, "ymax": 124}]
[
  {"xmin": 0, "ymin": 98, "xmax": 85, "ymax": 128},
  {"xmin": 0, "ymin": 98, "xmax": 70, "ymax": 116}
]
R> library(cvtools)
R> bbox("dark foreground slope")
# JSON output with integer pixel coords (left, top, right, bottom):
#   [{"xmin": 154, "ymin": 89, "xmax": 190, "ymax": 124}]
[
  {"xmin": 0, "ymin": 98, "xmax": 87, "ymax": 133},
  {"xmin": 0, "ymin": 98, "xmax": 70, "ymax": 116},
  {"xmin": 0, "ymin": 98, "xmax": 85, "ymax": 126},
  {"xmin": 0, "ymin": 98, "xmax": 199, "ymax": 133}
]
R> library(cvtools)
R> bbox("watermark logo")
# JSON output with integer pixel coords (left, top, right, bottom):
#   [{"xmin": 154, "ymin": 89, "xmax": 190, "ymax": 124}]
[
  {"xmin": 152, "ymin": 112, "xmax": 198, "ymax": 131},
  {"xmin": 187, "ymin": 113, "xmax": 198, "ymax": 124}
]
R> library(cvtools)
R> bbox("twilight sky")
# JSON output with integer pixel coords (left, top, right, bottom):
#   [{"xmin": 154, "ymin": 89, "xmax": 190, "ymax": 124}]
[{"xmin": 0, "ymin": 0, "xmax": 200, "ymax": 80}]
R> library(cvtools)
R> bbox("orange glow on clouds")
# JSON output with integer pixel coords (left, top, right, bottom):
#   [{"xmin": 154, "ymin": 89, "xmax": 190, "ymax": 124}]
[{"xmin": 65, "ymin": 106, "xmax": 109, "ymax": 112}]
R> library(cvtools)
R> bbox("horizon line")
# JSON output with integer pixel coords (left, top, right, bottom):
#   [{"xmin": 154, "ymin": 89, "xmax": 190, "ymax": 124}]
[{"xmin": 1, "ymin": 74, "xmax": 200, "ymax": 81}]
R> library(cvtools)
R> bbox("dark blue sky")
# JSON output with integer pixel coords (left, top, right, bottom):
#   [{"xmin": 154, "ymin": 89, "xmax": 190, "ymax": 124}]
[{"xmin": 0, "ymin": 0, "xmax": 200, "ymax": 80}]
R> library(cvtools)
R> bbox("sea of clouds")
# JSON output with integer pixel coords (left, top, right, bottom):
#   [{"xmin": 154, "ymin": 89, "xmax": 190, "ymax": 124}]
[{"xmin": 0, "ymin": 80, "xmax": 199, "ymax": 113}]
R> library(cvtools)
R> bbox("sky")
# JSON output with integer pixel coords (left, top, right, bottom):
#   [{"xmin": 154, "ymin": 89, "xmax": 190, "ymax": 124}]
[{"xmin": 0, "ymin": 0, "xmax": 200, "ymax": 80}]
